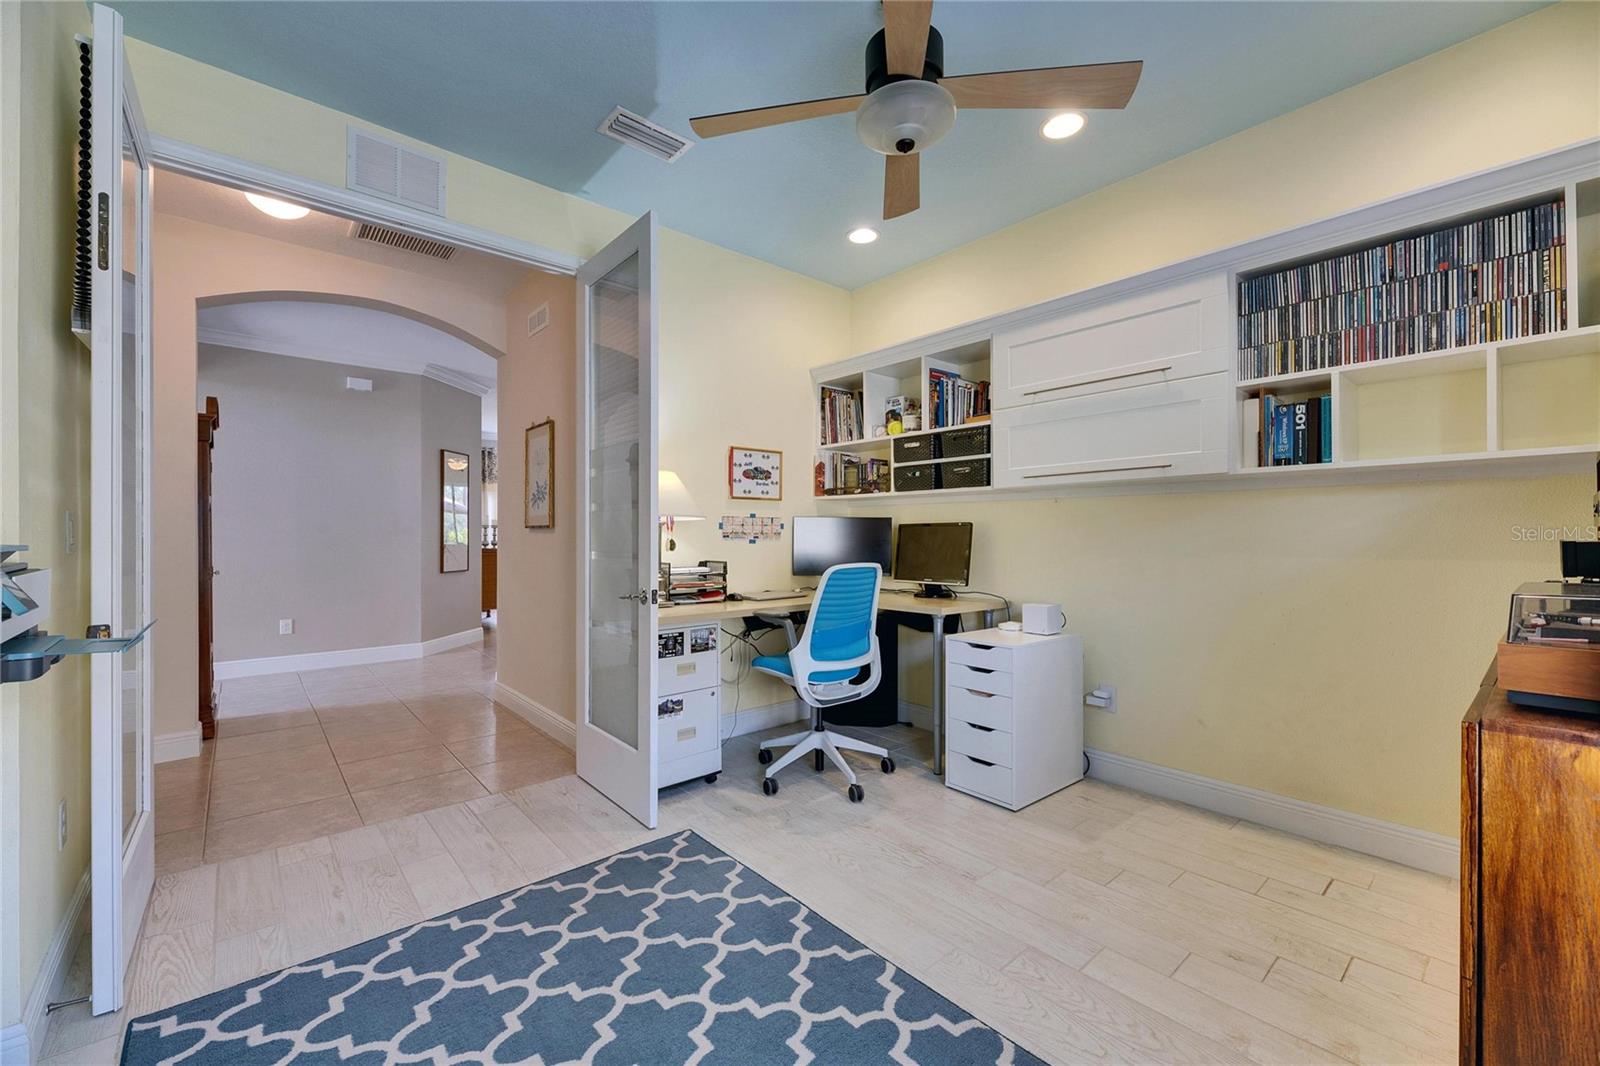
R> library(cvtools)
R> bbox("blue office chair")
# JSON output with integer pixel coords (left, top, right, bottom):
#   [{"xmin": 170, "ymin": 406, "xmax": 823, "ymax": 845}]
[{"xmin": 750, "ymin": 562, "xmax": 896, "ymax": 802}]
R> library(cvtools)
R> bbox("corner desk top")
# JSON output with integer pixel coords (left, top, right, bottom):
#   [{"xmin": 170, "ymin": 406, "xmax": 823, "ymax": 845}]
[{"xmin": 657, "ymin": 588, "xmax": 1005, "ymax": 624}]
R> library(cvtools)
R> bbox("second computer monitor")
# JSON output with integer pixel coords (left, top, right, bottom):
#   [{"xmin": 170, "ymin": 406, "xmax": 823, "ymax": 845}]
[
  {"xmin": 894, "ymin": 522, "xmax": 973, "ymax": 598},
  {"xmin": 791, "ymin": 516, "xmax": 892, "ymax": 576}
]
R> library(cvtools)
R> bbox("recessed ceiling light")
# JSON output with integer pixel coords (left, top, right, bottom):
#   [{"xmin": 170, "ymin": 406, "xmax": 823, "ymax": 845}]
[
  {"xmin": 1040, "ymin": 112, "xmax": 1086, "ymax": 141},
  {"xmin": 244, "ymin": 192, "xmax": 311, "ymax": 220},
  {"xmin": 847, "ymin": 227, "xmax": 879, "ymax": 245}
]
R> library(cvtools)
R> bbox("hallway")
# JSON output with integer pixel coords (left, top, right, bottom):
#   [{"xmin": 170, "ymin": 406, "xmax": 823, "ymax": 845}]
[{"xmin": 155, "ymin": 629, "xmax": 574, "ymax": 869}]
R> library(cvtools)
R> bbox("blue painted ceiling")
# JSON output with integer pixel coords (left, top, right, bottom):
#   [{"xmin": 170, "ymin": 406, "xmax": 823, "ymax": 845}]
[{"xmin": 110, "ymin": 1, "xmax": 1545, "ymax": 288}]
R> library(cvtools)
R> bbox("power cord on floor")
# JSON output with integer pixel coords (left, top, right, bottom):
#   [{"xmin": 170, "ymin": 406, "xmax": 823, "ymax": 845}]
[{"xmin": 719, "ymin": 624, "xmax": 784, "ymax": 745}]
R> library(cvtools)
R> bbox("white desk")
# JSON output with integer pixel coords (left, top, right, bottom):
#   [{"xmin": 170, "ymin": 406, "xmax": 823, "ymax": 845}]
[{"xmin": 659, "ymin": 588, "xmax": 1005, "ymax": 774}]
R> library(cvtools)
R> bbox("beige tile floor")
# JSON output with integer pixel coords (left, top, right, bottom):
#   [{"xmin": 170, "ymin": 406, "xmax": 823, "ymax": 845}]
[
  {"xmin": 154, "ymin": 629, "xmax": 574, "ymax": 870},
  {"xmin": 44, "ymin": 709, "xmax": 1458, "ymax": 1066}
]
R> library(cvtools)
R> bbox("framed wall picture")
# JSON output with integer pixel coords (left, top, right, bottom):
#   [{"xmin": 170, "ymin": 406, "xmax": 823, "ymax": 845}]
[
  {"xmin": 728, "ymin": 446, "xmax": 782, "ymax": 501},
  {"xmin": 440, "ymin": 450, "xmax": 471, "ymax": 573},
  {"xmin": 524, "ymin": 418, "xmax": 555, "ymax": 528}
]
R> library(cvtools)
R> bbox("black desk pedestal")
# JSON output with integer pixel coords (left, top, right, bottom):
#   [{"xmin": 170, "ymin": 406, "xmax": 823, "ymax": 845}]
[{"xmin": 822, "ymin": 612, "xmax": 956, "ymax": 729}]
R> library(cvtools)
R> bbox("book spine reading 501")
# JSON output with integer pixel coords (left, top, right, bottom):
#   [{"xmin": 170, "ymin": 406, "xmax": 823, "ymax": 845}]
[{"xmin": 1238, "ymin": 199, "xmax": 1566, "ymax": 381}]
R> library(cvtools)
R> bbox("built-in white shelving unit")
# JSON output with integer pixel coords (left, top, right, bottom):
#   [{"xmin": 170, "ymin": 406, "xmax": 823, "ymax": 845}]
[{"xmin": 809, "ymin": 142, "xmax": 1600, "ymax": 501}]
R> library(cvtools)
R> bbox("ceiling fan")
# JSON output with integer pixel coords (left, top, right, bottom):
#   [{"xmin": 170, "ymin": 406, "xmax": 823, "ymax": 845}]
[{"xmin": 689, "ymin": 0, "xmax": 1142, "ymax": 221}]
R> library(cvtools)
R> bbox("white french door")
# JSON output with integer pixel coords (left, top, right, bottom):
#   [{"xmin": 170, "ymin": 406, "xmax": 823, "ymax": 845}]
[
  {"xmin": 575, "ymin": 213, "xmax": 659, "ymax": 828},
  {"xmin": 88, "ymin": 2, "xmax": 155, "ymax": 1015}
]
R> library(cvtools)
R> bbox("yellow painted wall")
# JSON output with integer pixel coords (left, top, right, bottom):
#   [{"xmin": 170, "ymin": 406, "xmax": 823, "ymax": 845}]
[
  {"xmin": 845, "ymin": 3, "xmax": 1600, "ymax": 836},
  {"xmin": 0, "ymin": 0, "xmax": 93, "ymax": 1028}
]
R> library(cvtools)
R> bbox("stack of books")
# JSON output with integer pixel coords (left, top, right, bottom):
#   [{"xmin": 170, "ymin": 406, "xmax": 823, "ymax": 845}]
[
  {"xmin": 1255, "ymin": 394, "xmax": 1332, "ymax": 466},
  {"xmin": 819, "ymin": 385, "xmax": 863, "ymax": 445},
  {"xmin": 813, "ymin": 452, "xmax": 889, "ymax": 495},
  {"xmin": 1238, "ymin": 199, "xmax": 1567, "ymax": 380},
  {"xmin": 926, "ymin": 369, "xmax": 991, "ymax": 429}
]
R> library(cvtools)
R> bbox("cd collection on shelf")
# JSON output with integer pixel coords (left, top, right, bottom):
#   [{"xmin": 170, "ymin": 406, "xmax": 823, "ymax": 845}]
[
  {"xmin": 813, "ymin": 451, "xmax": 888, "ymax": 496},
  {"xmin": 926, "ymin": 368, "xmax": 991, "ymax": 429},
  {"xmin": 1238, "ymin": 199, "xmax": 1567, "ymax": 380},
  {"xmin": 818, "ymin": 385, "xmax": 863, "ymax": 446},
  {"xmin": 1252, "ymin": 393, "xmax": 1332, "ymax": 467}
]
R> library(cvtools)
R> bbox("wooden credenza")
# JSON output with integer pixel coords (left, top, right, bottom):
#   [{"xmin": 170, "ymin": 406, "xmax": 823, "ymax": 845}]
[
  {"xmin": 481, "ymin": 547, "xmax": 497, "ymax": 614},
  {"xmin": 1460, "ymin": 663, "xmax": 1600, "ymax": 1064}
]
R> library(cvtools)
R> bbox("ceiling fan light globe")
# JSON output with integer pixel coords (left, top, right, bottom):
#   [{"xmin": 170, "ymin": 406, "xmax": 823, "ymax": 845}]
[{"xmin": 855, "ymin": 80, "xmax": 956, "ymax": 156}]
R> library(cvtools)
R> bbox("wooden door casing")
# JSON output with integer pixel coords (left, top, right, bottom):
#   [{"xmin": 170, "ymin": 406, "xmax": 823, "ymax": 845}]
[{"xmin": 197, "ymin": 397, "xmax": 219, "ymax": 740}]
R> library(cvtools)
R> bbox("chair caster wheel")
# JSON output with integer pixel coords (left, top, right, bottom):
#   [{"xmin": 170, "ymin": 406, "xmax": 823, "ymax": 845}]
[
  {"xmin": 762, "ymin": 778, "xmax": 779, "ymax": 796},
  {"xmin": 881, "ymin": 757, "xmax": 896, "ymax": 774},
  {"xmin": 813, "ymin": 750, "xmax": 825, "ymax": 772},
  {"xmin": 848, "ymin": 784, "xmax": 864, "ymax": 803},
  {"xmin": 758, "ymin": 749, "xmax": 773, "ymax": 765},
  {"xmin": 703, "ymin": 773, "xmax": 719, "ymax": 784}
]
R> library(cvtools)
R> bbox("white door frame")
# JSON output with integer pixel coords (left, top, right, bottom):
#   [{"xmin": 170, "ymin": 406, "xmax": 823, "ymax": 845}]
[
  {"xmin": 574, "ymin": 212, "xmax": 660, "ymax": 829},
  {"xmin": 88, "ymin": 2, "xmax": 155, "ymax": 1015}
]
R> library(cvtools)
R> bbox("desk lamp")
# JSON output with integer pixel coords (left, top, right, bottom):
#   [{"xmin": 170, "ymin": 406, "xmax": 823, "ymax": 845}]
[{"xmin": 657, "ymin": 470, "xmax": 705, "ymax": 561}]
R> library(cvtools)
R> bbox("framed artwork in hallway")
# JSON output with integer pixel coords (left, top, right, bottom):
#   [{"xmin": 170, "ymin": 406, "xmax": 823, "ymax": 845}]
[{"xmin": 525, "ymin": 418, "xmax": 555, "ymax": 528}]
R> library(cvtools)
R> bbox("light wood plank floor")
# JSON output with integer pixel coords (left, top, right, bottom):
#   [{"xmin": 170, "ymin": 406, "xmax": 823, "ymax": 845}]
[{"xmin": 46, "ymin": 725, "xmax": 1459, "ymax": 1064}]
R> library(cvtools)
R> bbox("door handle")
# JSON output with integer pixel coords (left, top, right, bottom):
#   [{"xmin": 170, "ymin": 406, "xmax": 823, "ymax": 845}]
[
  {"xmin": 1022, "ymin": 364, "xmax": 1174, "ymax": 397},
  {"xmin": 618, "ymin": 589, "xmax": 655, "ymax": 604}
]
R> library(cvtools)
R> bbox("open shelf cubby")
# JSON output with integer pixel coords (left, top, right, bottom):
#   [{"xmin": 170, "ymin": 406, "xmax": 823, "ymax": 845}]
[{"xmin": 1497, "ymin": 330, "xmax": 1600, "ymax": 452}]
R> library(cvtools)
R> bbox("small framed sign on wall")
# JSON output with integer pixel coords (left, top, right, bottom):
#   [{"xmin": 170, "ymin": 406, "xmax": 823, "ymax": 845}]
[
  {"xmin": 728, "ymin": 446, "xmax": 782, "ymax": 501},
  {"xmin": 524, "ymin": 418, "xmax": 555, "ymax": 528}
]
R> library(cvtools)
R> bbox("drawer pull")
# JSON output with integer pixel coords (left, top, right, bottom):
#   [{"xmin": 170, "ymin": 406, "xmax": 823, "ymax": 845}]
[
  {"xmin": 966, "ymin": 666, "xmax": 995, "ymax": 674},
  {"xmin": 1022, "ymin": 364, "xmax": 1174, "ymax": 397},
  {"xmin": 963, "ymin": 688, "xmax": 995, "ymax": 699},
  {"xmin": 965, "ymin": 755, "xmax": 996, "ymax": 767},
  {"xmin": 964, "ymin": 722, "xmax": 995, "ymax": 733},
  {"xmin": 1024, "ymin": 463, "xmax": 1173, "ymax": 479},
  {"xmin": 968, "ymin": 643, "xmax": 994, "ymax": 651}
]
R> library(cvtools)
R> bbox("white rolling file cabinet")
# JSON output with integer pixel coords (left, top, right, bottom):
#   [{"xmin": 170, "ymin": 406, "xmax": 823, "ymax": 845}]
[
  {"xmin": 943, "ymin": 627, "xmax": 1083, "ymax": 810},
  {"xmin": 656, "ymin": 623, "xmax": 722, "ymax": 789}
]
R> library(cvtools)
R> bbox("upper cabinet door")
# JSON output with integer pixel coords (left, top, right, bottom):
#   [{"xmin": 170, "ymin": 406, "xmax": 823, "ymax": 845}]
[{"xmin": 991, "ymin": 273, "xmax": 1230, "ymax": 409}]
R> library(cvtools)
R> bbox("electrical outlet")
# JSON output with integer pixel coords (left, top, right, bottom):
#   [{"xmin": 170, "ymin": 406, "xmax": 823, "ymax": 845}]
[
  {"xmin": 58, "ymin": 800, "xmax": 67, "ymax": 851},
  {"xmin": 278, "ymin": 619, "xmax": 294, "ymax": 636},
  {"xmin": 1086, "ymin": 684, "xmax": 1117, "ymax": 712}
]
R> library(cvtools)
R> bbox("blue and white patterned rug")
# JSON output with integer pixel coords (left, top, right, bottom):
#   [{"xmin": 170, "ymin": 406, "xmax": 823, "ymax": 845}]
[{"xmin": 122, "ymin": 829, "xmax": 1042, "ymax": 1065}]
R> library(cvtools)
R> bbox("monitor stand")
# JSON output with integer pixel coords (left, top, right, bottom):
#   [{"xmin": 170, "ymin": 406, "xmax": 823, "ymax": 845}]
[{"xmin": 914, "ymin": 583, "xmax": 957, "ymax": 599}]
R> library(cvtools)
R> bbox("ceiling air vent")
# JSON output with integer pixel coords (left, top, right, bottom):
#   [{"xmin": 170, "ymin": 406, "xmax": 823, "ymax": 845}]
[
  {"xmin": 346, "ymin": 127, "xmax": 446, "ymax": 214},
  {"xmin": 597, "ymin": 107, "xmax": 692, "ymax": 163},
  {"xmin": 349, "ymin": 221, "xmax": 456, "ymax": 260}
]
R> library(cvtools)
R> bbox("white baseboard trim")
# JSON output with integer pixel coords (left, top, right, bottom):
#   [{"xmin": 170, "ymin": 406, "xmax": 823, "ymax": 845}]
[
  {"xmin": 16, "ymin": 869, "xmax": 91, "ymax": 1063},
  {"xmin": 154, "ymin": 727, "xmax": 203, "ymax": 764},
  {"xmin": 720, "ymin": 699, "xmax": 808, "ymax": 739},
  {"xmin": 421, "ymin": 627, "xmax": 484, "ymax": 656},
  {"xmin": 1085, "ymin": 748, "xmax": 1460, "ymax": 877},
  {"xmin": 0, "ymin": 1024, "xmax": 26, "ymax": 1065},
  {"xmin": 216, "ymin": 626, "xmax": 486, "ymax": 683},
  {"xmin": 492, "ymin": 681, "xmax": 576, "ymax": 750}
]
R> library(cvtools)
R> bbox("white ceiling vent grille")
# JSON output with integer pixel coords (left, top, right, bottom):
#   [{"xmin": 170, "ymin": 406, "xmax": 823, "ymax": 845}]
[
  {"xmin": 349, "ymin": 221, "xmax": 456, "ymax": 260},
  {"xmin": 597, "ymin": 107, "xmax": 692, "ymax": 162},
  {"xmin": 346, "ymin": 127, "xmax": 446, "ymax": 214}
]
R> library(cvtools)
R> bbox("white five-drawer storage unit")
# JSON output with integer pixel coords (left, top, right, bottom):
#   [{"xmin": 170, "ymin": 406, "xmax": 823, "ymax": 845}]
[
  {"xmin": 944, "ymin": 627, "xmax": 1084, "ymax": 811},
  {"xmin": 656, "ymin": 623, "xmax": 722, "ymax": 788}
]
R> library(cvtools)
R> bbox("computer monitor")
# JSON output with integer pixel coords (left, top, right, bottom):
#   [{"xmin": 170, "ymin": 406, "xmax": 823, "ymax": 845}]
[
  {"xmin": 894, "ymin": 522, "xmax": 973, "ymax": 598},
  {"xmin": 791, "ymin": 516, "xmax": 892, "ymax": 577}
]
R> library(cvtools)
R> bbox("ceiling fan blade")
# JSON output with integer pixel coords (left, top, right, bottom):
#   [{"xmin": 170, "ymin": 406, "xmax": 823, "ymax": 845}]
[
  {"xmin": 940, "ymin": 60, "xmax": 1143, "ymax": 110},
  {"xmin": 884, "ymin": 0, "xmax": 933, "ymax": 76},
  {"xmin": 690, "ymin": 93, "xmax": 864, "ymax": 139},
  {"xmin": 883, "ymin": 153, "xmax": 920, "ymax": 220}
]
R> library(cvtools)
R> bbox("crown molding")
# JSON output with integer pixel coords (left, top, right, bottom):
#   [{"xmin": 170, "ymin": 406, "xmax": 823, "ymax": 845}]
[{"xmin": 422, "ymin": 363, "xmax": 493, "ymax": 396}]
